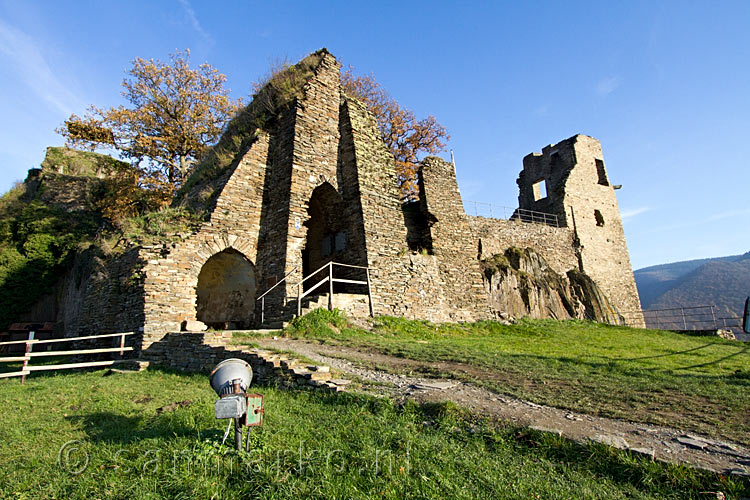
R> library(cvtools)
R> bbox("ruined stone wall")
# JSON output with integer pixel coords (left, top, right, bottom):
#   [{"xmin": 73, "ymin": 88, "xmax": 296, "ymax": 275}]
[
  {"xmin": 468, "ymin": 216, "xmax": 579, "ymax": 276},
  {"xmin": 559, "ymin": 136, "xmax": 643, "ymax": 321},
  {"xmin": 341, "ymin": 99, "xmax": 489, "ymax": 321},
  {"xmin": 23, "ymin": 169, "xmax": 105, "ymax": 213},
  {"xmin": 338, "ymin": 98, "xmax": 410, "ymax": 315},
  {"xmin": 278, "ymin": 53, "xmax": 355, "ymax": 300},
  {"xmin": 417, "ymin": 157, "xmax": 488, "ymax": 319},
  {"xmin": 58, "ymin": 246, "xmax": 146, "ymax": 336},
  {"xmin": 142, "ymin": 331, "xmax": 343, "ymax": 392}
]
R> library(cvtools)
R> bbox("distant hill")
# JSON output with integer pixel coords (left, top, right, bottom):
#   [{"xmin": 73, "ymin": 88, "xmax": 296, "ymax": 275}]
[{"xmin": 634, "ymin": 252, "xmax": 750, "ymax": 319}]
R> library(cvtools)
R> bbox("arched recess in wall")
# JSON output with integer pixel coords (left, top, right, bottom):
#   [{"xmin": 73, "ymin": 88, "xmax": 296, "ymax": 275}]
[
  {"xmin": 196, "ymin": 248, "xmax": 256, "ymax": 329},
  {"xmin": 302, "ymin": 182, "xmax": 365, "ymax": 292}
]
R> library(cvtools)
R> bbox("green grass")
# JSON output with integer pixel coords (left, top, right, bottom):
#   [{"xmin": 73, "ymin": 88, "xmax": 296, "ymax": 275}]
[
  {"xmin": 0, "ymin": 369, "xmax": 744, "ymax": 499},
  {"xmin": 251, "ymin": 310, "xmax": 750, "ymax": 445}
]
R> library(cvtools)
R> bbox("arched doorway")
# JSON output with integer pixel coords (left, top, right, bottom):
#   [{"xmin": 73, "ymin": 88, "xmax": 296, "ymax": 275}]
[
  {"xmin": 303, "ymin": 183, "xmax": 345, "ymax": 290},
  {"xmin": 196, "ymin": 249, "xmax": 256, "ymax": 329}
]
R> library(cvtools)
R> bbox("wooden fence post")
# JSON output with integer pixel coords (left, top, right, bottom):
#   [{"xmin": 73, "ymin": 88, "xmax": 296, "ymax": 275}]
[{"xmin": 21, "ymin": 330, "xmax": 34, "ymax": 385}]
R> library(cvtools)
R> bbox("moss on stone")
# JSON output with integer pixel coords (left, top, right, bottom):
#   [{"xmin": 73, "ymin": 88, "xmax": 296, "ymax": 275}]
[
  {"xmin": 175, "ymin": 49, "xmax": 330, "ymax": 212},
  {"xmin": 480, "ymin": 253, "xmax": 511, "ymax": 279},
  {"xmin": 40, "ymin": 147, "xmax": 129, "ymax": 177}
]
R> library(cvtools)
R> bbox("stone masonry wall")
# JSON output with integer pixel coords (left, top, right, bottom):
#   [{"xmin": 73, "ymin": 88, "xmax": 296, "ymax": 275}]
[
  {"xmin": 59, "ymin": 246, "xmax": 146, "ymax": 336},
  {"xmin": 341, "ymin": 99, "xmax": 489, "ymax": 321},
  {"xmin": 50, "ymin": 52, "xmax": 643, "ymax": 345},
  {"xmin": 467, "ymin": 216, "xmax": 579, "ymax": 276},
  {"xmin": 417, "ymin": 157, "xmax": 488, "ymax": 319},
  {"xmin": 143, "ymin": 331, "xmax": 345, "ymax": 392},
  {"xmin": 280, "ymin": 52, "xmax": 348, "ymax": 303},
  {"xmin": 560, "ymin": 136, "xmax": 643, "ymax": 322}
]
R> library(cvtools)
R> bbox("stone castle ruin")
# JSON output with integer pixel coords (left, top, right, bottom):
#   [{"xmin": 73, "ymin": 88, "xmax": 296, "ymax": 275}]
[{"xmin": 14, "ymin": 49, "xmax": 644, "ymax": 355}]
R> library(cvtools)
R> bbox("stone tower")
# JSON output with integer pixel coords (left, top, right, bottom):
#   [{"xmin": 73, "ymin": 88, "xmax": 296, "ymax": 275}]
[{"xmin": 517, "ymin": 135, "xmax": 643, "ymax": 319}]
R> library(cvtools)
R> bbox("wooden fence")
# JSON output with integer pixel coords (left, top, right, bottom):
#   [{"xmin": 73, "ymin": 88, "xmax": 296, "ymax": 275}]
[{"xmin": 0, "ymin": 331, "xmax": 134, "ymax": 383}]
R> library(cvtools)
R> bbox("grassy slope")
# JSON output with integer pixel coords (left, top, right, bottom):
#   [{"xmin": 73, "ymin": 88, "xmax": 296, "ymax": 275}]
[
  {"xmin": 253, "ymin": 311, "xmax": 750, "ymax": 445},
  {"xmin": 0, "ymin": 369, "xmax": 744, "ymax": 499}
]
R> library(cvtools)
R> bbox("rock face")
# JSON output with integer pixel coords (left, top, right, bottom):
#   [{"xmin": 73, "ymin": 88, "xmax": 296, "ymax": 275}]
[{"xmin": 482, "ymin": 247, "xmax": 623, "ymax": 323}]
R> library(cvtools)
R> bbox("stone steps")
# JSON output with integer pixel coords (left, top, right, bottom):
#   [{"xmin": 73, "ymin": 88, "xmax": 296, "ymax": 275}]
[{"xmin": 238, "ymin": 347, "xmax": 346, "ymax": 392}]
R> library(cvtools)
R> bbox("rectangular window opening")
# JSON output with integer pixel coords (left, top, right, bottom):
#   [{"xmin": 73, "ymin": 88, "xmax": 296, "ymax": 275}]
[
  {"xmin": 595, "ymin": 209, "xmax": 605, "ymax": 227},
  {"xmin": 532, "ymin": 179, "xmax": 548, "ymax": 201},
  {"xmin": 595, "ymin": 159, "xmax": 609, "ymax": 186}
]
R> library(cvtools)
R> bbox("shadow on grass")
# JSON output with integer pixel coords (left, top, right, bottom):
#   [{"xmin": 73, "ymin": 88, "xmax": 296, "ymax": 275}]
[{"xmin": 65, "ymin": 409, "xmax": 224, "ymax": 445}]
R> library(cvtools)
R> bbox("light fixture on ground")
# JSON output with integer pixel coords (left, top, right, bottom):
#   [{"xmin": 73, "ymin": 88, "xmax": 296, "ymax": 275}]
[{"xmin": 209, "ymin": 358, "xmax": 264, "ymax": 450}]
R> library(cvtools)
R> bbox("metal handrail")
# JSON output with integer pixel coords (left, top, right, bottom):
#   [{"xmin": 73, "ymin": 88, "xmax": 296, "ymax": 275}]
[
  {"xmin": 620, "ymin": 305, "xmax": 742, "ymax": 332},
  {"xmin": 294, "ymin": 262, "xmax": 374, "ymax": 318},
  {"xmin": 255, "ymin": 262, "xmax": 375, "ymax": 324},
  {"xmin": 297, "ymin": 261, "xmax": 334, "ymax": 286},
  {"xmin": 256, "ymin": 267, "xmax": 298, "ymax": 325},
  {"xmin": 256, "ymin": 266, "xmax": 299, "ymax": 301},
  {"xmin": 464, "ymin": 201, "xmax": 560, "ymax": 227}
]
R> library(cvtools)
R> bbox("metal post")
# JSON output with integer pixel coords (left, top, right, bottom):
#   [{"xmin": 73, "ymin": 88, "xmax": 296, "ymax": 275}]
[
  {"xmin": 710, "ymin": 306, "xmax": 716, "ymax": 329},
  {"xmin": 681, "ymin": 308, "xmax": 687, "ymax": 330},
  {"xmin": 328, "ymin": 262, "xmax": 334, "ymax": 310},
  {"xmin": 261, "ymin": 296, "xmax": 265, "ymax": 325},
  {"xmin": 21, "ymin": 330, "xmax": 34, "ymax": 385},
  {"xmin": 232, "ymin": 379, "xmax": 243, "ymax": 450},
  {"xmin": 297, "ymin": 283, "xmax": 301, "ymax": 317},
  {"xmin": 366, "ymin": 268, "xmax": 374, "ymax": 317}
]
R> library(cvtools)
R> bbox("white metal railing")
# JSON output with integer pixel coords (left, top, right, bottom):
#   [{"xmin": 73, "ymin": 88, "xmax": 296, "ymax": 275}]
[
  {"xmin": 464, "ymin": 201, "xmax": 560, "ymax": 227},
  {"xmin": 0, "ymin": 331, "xmax": 134, "ymax": 384},
  {"xmin": 295, "ymin": 261, "xmax": 374, "ymax": 318},
  {"xmin": 620, "ymin": 305, "xmax": 742, "ymax": 332},
  {"xmin": 256, "ymin": 266, "xmax": 299, "ymax": 325}
]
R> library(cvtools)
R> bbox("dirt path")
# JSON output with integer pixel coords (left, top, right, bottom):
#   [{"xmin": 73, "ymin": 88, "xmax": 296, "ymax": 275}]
[{"xmin": 256, "ymin": 337, "xmax": 750, "ymax": 477}]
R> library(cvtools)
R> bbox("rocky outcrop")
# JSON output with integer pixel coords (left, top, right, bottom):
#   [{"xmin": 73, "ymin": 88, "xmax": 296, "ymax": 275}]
[{"xmin": 481, "ymin": 247, "xmax": 624, "ymax": 323}]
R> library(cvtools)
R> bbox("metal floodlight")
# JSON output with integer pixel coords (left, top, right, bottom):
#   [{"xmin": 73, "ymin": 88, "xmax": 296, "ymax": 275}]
[
  {"xmin": 209, "ymin": 358, "xmax": 264, "ymax": 451},
  {"xmin": 209, "ymin": 358, "xmax": 253, "ymax": 396}
]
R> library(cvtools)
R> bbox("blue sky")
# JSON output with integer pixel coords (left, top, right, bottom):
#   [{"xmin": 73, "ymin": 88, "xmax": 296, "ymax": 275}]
[{"xmin": 0, "ymin": 1, "xmax": 748, "ymax": 269}]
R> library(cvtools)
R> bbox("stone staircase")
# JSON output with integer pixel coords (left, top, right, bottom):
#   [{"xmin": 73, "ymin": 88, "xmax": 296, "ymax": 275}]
[{"xmin": 234, "ymin": 346, "xmax": 350, "ymax": 392}]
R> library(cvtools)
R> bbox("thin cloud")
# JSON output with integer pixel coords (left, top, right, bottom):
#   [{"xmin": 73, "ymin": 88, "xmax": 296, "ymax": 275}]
[
  {"xmin": 704, "ymin": 208, "xmax": 750, "ymax": 222},
  {"xmin": 0, "ymin": 19, "xmax": 80, "ymax": 115},
  {"xmin": 178, "ymin": 0, "xmax": 214, "ymax": 46},
  {"xmin": 595, "ymin": 76, "xmax": 620, "ymax": 97},
  {"xmin": 621, "ymin": 206, "xmax": 651, "ymax": 221},
  {"xmin": 642, "ymin": 208, "xmax": 750, "ymax": 235}
]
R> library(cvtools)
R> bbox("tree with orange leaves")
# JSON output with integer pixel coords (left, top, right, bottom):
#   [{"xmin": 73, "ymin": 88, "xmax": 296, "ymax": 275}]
[
  {"xmin": 341, "ymin": 68, "xmax": 449, "ymax": 200},
  {"xmin": 59, "ymin": 50, "xmax": 242, "ymax": 195}
]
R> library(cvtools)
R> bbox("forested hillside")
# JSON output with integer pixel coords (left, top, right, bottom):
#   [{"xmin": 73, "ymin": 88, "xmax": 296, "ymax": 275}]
[{"xmin": 635, "ymin": 252, "xmax": 750, "ymax": 318}]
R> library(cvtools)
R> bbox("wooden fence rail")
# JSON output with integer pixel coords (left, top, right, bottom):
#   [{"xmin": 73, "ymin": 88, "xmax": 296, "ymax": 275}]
[{"xmin": 0, "ymin": 331, "xmax": 135, "ymax": 383}]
